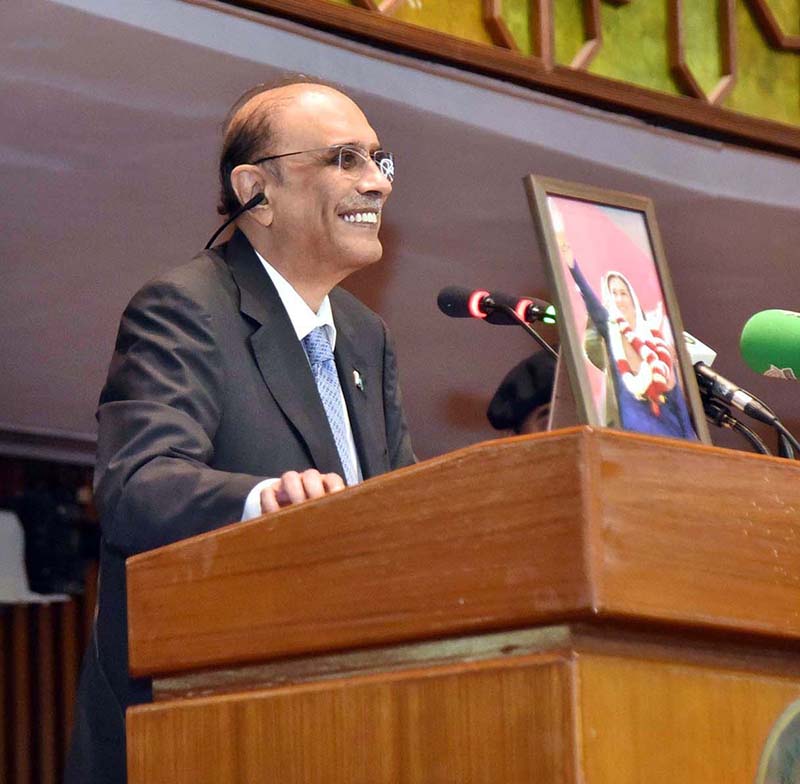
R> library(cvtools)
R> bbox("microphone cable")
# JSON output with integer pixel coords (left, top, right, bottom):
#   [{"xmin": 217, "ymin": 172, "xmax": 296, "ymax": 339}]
[
  {"xmin": 204, "ymin": 193, "xmax": 265, "ymax": 250},
  {"xmin": 700, "ymin": 394, "xmax": 771, "ymax": 456},
  {"xmin": 738, "ymin": 389, "xmax": 796, "ymax": 459}
]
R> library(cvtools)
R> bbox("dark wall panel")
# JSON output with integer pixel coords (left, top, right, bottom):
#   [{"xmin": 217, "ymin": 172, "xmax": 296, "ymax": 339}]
[{"xmin": 1, "ymin": 0, "xmax": 798, "ymax": 462}]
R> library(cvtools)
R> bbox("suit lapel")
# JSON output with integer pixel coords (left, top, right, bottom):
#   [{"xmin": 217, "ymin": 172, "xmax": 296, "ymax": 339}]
[
  {"xmin": 332, "ymin": 294, "xmax": 387, "ymax": 480},
  {"xmin": 224, "ymin": 231, "xmax": 344, "ymax": 477}
]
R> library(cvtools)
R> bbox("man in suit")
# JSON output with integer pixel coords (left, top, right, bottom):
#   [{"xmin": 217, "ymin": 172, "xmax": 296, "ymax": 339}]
[{"xmin": 66, "ymin": 79, "xmax": 415, "ymax": 783}]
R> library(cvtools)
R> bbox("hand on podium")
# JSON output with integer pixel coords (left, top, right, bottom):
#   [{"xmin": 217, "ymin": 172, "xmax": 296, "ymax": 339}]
[{"xmin": 260, "ymin": 469, "xmax": 346, "ymax": 514}]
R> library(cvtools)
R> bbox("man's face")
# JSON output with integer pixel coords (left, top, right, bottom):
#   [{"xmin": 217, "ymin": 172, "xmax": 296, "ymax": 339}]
[
  {"xmin": 262, "ymin": 88, "xmax": 392, "ymax": 276},
  {"xmin": 519, "ymin": 403, "xmax": 551, "ymax": 435}
]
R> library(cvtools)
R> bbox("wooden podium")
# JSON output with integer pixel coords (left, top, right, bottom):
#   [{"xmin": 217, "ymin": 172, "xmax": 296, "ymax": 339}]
[{"xmin": 126, "ymin": 427, "xmax": 800, "ymax": 783}]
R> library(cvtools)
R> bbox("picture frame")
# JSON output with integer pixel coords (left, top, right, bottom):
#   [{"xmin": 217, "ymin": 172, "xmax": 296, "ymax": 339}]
[{"xmin": 524, "ymin": 175, "xmax": 710, "ymax": 443}]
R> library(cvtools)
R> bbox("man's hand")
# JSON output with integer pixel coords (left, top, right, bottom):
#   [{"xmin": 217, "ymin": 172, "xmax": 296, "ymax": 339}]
[{"xmin": 260, "ymin": 469, "xmax": 345, "ymax": 514}]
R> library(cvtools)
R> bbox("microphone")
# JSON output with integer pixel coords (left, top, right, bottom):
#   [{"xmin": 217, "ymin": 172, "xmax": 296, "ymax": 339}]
[
  {"xmin": 683, "ymin": 333, "xmax": 772, "ymax": 454},
  {"xmin": 437, "ymin": 286, "xmax": 558, "ymax": 358},
  {"xmin": 740, "ymin": 309, "xmax": 800, "ymax": 381},
  {"xmin": 682, "ymin": 331, "xmax": 716, "ymax": 367},
  {"xmin": 692, "ymin": 363, "xmax": 777, "ymax": 426},
  {"xmin": 437, "ymin": 286, "xmax": 556, "ymax": 325},
  {"xmin": 512, "ymin": 296, "xmax": 557, "ymax": 326},
  {"xmin": 682, "ymin": 331, "xmax": 776, "ymax": 425}
]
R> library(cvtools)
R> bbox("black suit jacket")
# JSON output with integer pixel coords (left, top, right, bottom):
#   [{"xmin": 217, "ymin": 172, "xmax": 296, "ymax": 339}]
[{"xmin": 66, "ymin": 231, "xmax": 414, "ymax": 783}]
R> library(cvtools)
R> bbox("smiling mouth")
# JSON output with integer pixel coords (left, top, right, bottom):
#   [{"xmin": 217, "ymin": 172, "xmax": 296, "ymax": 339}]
[{"xmin": 339, "ymin": 210, "xmax": 380, "ymax": 225}]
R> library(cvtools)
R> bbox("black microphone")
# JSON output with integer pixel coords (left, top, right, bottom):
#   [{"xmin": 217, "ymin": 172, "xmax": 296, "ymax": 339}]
[
  {"xmin": 437, "ymin": 286, "xmax": 556, "ymax": 325},
  {"xmin": 437, "ymin": 286, "xmax": 558, "ymax": 358},
  {"xmin": 685, "ymin": 332, "xmax": 799, "ymax": 457},
  {"xmin": 494, "ymin": 293, "xmax": 557, "ymax": 326},
  {"xmin": 693, "ymin": 363, "xmax": 777, "ymax": 426}
]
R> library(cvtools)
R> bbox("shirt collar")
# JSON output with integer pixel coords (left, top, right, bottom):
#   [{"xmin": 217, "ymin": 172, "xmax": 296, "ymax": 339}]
[{"xmin": 254, "ymin": 250, "xmax": 336, "ymax": 349}]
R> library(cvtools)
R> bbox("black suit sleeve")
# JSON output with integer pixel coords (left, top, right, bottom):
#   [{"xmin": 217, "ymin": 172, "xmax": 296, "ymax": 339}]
[
  {"xmin": 94, "ymin": 279, "xmax": 263, "ymax": 556},
  {"xmin": 381, "ymin": 321, "xmax": 416, "ymax": 470}
]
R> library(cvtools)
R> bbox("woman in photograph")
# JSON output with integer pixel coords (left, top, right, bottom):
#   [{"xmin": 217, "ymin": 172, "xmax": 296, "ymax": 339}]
[{"xmin": 555, "ymin": 217, "xmax": 697, "ymax": 439}]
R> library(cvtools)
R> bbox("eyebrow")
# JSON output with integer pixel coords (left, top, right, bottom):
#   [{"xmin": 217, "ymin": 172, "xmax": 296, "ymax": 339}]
[{"xmin": 334, "ymin": 140, "xmax": 382, "ymax": 151}]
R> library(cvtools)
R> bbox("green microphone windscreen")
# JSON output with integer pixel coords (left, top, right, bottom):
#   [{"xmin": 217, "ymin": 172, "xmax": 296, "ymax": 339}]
[{"xmin": 740, "ymin": 309, "xmax": 800, "ymax": 380}]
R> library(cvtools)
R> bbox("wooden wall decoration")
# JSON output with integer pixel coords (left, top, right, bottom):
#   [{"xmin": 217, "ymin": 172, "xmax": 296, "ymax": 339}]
[
  {"xmin": 210, "ymin": 0, "xmax": 800, "ymax": 156},
  {"xmin": 669, "ymin": 0, "xmax": 736, "ymax": 104},
  {"xmin": 352, "ymin": 0, "xmax": 407, "ymax": 14},
  {"xmin": 484, "ymin": 0, "xmax": 523, "ymax": 52},
  {"xmin": 487, "ymin": 0, "xmax": 603, "ymax": 70},
  {"xmin": 747, "ymin": 0, "xmax": 800, "ymax": 49}
]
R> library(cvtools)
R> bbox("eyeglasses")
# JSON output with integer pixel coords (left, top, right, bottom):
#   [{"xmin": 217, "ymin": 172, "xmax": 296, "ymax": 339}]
[{"xmin": 250, "ymin": 144, "xmax": 395, "ymax": 182}]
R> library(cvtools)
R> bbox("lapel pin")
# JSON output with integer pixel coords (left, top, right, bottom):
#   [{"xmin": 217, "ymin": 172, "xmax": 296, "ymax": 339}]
[{"xmin": 353, "ymin": 369, "xmax": 365, "ymax": 393}]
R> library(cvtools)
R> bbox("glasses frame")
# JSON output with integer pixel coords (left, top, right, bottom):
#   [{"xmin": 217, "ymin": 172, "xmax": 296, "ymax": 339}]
[{"xmin": 250, "ymin": 144, "xmax": 394, "ymax": 182}]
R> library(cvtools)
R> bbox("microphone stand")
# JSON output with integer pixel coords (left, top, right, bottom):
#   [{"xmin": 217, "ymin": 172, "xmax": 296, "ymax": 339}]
[
  {"xmin": 694, "ymin": 364, "xmax": 798, "ymax": 459},
  {"xmin": 491, "ymin": 304, "xmax": 558, "ymax": 360},
  {"xmin": 701, "ymin": 396, "xmax": 771, "ymax": 456}
]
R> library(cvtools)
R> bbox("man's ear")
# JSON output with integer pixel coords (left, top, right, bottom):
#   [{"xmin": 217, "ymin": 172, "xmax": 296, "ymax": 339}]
[{"xmin": 230, "ymin": 164, "xmax": 273, "ymax": 226}]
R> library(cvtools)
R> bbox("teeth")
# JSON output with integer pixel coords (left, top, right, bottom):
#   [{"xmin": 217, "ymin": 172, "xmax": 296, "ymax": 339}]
[{"xmin": 342, "ymin": 211, "xmax": 378, "ymax": 224}]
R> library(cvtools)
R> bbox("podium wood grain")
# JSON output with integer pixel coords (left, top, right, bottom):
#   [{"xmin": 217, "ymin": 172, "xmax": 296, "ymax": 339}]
[
  {"xmin": 578, "ymin": 653, "xmax": 800, "ymax": 783},
  {"xmin": 127, "ymin": 427, "xmax": 800, "ymax": 678},
  {"xmin": 128, "ymin": 638, "xmax": 800, "ymax": 783},
  {"xmin": 129, "ymin": 654, "xmax": 573, "ymax": 783},
  {"xmin": 125, "ymin": 429, "xmax": 800, "ymax": 783}
]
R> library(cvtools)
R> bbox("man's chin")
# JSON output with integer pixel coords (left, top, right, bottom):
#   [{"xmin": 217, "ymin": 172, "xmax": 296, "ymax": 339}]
[{"xmin": 340, "ymin": 237, "xmax": 384, "ymax": 269}]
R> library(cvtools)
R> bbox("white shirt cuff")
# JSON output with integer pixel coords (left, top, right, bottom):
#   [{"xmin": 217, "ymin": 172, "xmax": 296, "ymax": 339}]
[{"xmin": 241, "ymin": 478, "xmax": 280, "ymax": 521}]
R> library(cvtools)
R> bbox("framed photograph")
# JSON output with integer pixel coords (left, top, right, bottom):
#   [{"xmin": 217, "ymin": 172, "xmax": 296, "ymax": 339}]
[{"xmin": 524, "ymin": 175, "xmax": 710, "ymax": 443}]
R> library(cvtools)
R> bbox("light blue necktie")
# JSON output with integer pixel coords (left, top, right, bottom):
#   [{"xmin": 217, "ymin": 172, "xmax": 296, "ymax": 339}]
[{"xmin": 302, "ymin": 327, "xmax": 359, "ymax": 486}]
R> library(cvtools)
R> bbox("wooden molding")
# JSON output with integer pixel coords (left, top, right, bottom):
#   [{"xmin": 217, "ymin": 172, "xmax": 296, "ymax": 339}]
[
  {"xmin": 197, "ymin": 0, "xmax": 800, "ymax": 156},
  {"xmin": 669, "ymin": 0, "xmax": 736, "ymax": 105},
  {"xmin": 483, "ymin": 0, "xmax": 521, "ymax": 51},
  {"xmin": 531, "ymin": 0, "xmax": 555, "ymax": 68},
  {"xmin": 746, "ymin": 0, "xmax": 800, "ymax": 50},
  {"xmin": 571, "ymin": 0, "xmax": 602, "ymax": 71},
  {"xmin": 352, "ymin": 0, "xmax": 405, "ymax": 13},
  {"xmin": 531, "ymin": 0, "xmax": 602, "ymax": 70}
]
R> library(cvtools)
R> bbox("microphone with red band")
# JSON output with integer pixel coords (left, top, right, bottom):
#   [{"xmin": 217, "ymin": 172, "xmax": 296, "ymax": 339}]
[{"xmin": 437, "ymin": 286, "xmax": 557, "ymax": 326}]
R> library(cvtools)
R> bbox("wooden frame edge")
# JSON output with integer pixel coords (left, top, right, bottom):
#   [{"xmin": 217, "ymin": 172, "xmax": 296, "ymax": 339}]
[{"xmin": 523, "ymin": 174, "xmax": 712, "ymax": 445}]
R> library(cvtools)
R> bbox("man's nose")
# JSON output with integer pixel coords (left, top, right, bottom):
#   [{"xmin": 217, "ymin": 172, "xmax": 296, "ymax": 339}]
[{"xmin": 357, "ymin": 158, "xmax": 392, "ymax": 196}]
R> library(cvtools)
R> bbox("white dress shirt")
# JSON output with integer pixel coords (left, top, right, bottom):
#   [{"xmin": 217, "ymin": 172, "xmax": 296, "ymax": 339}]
[{"xmin": 241, "ymin": 252, "xmax": 362, "ymax": 520}]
